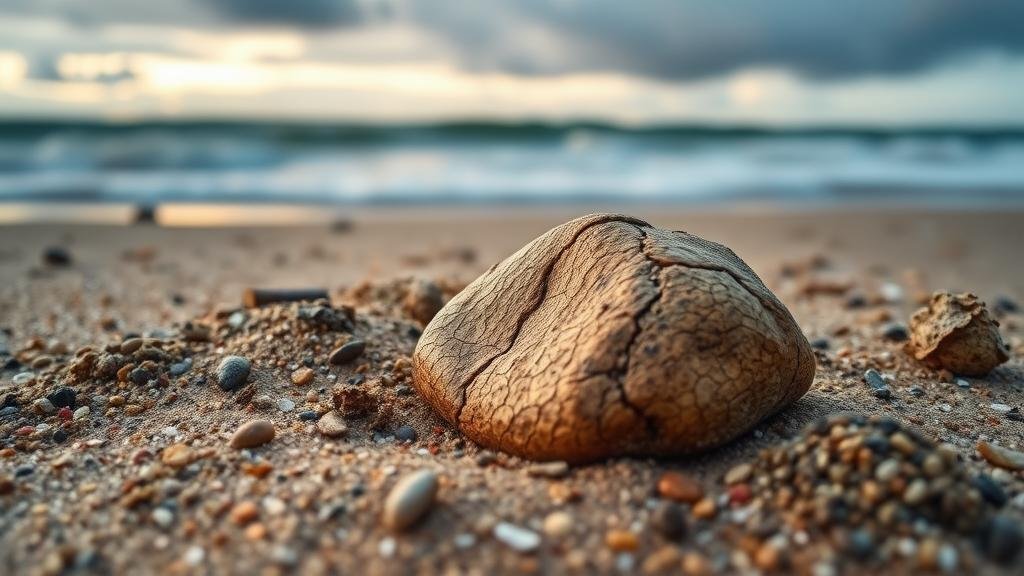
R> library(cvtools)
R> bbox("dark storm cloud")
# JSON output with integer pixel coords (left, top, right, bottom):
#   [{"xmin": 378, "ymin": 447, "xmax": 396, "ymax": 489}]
[
  {"xmin": 4, "ymin": 0, "xmax": 1024, "ymax": 81},
  {"xmin": 203, "ymin": 0, "xmax": 365, "ymax": 27},
  {"xmin": 411, "ymin": 0, "xmax": 1024, "ymax": 80}
]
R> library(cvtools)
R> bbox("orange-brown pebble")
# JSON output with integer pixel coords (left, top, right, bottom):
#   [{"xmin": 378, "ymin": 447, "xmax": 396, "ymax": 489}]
[
  {"xmin": 682, "ymin": 551, "xmax": 712, "ymax": 575},
  {"xmin": 691, "ymin": 498, "xmax": 717, "ymax": 520},
  {"xmin": 291, "ymin": 367, "xmax": 314, "ymax": 386},
  {"xmin": 657, "ymin": 471, "xmax": 704, "ymax": 503},
  {"xmin": 230, "ymin": 501, "xmax": 259, "ymax": 525},
  {"xmin": 754, "ymin": 543, "xmax": 781, "ymax": 572},
  {"xmin": 605, "ymin": 530, "xmax": 639, "ymax": 552},
  {"xmin": 229, "ymin": 420, "xmax": 275, "ymax": 449},
  {"xmin": 161, "ymin": 443, "xmax": 194, "ymax": 468},
  {"xmin": 244, "ymin": 523, "xmax": 267, "ymax": 540}
]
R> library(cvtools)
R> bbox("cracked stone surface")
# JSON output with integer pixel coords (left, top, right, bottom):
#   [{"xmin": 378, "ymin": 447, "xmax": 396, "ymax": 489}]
[
  {"xmin": 412, "ymin": 214, "xmax": 816, "ymax": 462},
  {"xmin": 907, "ymin": 291, "xmax": 1010, "ymax": 376}
]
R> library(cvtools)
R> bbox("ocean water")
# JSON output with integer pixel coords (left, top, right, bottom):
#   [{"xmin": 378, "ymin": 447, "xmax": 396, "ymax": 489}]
[{"xmin": 1, "ymin": 121, "xmax": 1023, "ymax": 207}]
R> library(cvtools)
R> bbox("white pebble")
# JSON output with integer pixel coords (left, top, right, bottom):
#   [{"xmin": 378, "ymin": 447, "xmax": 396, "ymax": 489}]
[
  {"xmin": 73, "ymin": 406, "xmax": 90, "ymax": 420},
  {"xmin": 937, "ymin": 544, "xmax": 958, "ymax": 573},
  {"xmin": 378, "ymin": 537, "xmax": 396, "ymax": 558},
  {"xmin": 152, "ymin": 507, "xmax": 174, "ymax": 528},
  {"xmin": 454, "ymin": 533, "xmax": 476, "ymax": 549},
  {"xmin": 990, "ymin": 403, "xmax": 1012, "ymax": 413},
  {"xmin": 184, "ymin": 546, "xmax": 205, "ymax": 566},
  {"xmin": 493, "ymin": 522, "xmax": 540, "ymax": 552},
  {"xmin": 13, "ymin": 372, "xmax": 36, "ymax": 385},
  {"xmin": 278, "ymin": 398, "xmax": 296, "ymax": 412}
]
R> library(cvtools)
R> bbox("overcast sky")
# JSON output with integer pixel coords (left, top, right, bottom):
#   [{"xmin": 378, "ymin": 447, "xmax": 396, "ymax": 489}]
[{"xmin": 1, "ymin": 0, "xmax": 1022, "ymax": 124}]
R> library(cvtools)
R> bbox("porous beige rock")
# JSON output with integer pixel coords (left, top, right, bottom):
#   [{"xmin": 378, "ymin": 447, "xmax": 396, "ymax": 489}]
[
  {"xmin": 412, "ymin": 214, "xmax": 815, "ymax": 462},
  {"xmin": 906, "ymin": 292, "xmax": 1009, "ymax": 376}
]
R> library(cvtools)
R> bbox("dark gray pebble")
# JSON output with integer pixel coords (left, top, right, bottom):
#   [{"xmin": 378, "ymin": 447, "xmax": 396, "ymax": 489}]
[
  {"xmin": 169, "ymin": 358, "xmax": 192, "ymax": 377},
  {"xmin": 47, "ymin": 387, "xmax": 76, "ymax": 409},
  {"xmin": 395, "ymin": 425, "xmax": 417, "ymax": 443},
  {"xmin": 329, "ymin": 340, "xmax": 365, "ymax": 365},
  {"xmin": 985, "ymin": 515, "xmax": 1024, "ymax": 564},
  {"xmin": 52, "ymin": 428, "xmax": 68, "ymax": 443},
  {"xmin": 973, "ymin": 474, "xmax": 1008, "ymax": 507},
  {"xmin": 43, "ymin": 246, "xmax": 72, "ymax": 266},
  {"xmin": 881, "ymin": 323, "xmax": 909, "ymax": 342},
  {"xmin": 846, "ymin": 529, "xmax": 875, "ymax": 560},
  {"xmin": 651, "ymin": 501, "xmax": 686, "ymax": 540},
  {"xmin": 14, "ymin": 465, "xmax": 35, "ymax": 477},
  {"xmin": 298, "ymin": 410, "xmax": 319, "ymax": 421},
  {"xmin": 810, "ymin": 338, "xmax": 830, "ymax": 350},
  {"xmin": 216, "ymin": 356, "xmax": 251, "ymax": 391}
]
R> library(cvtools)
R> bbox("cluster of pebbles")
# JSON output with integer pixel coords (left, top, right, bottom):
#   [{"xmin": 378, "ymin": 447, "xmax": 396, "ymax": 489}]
[{"xmin": 717, "ymin": 412, "xmax": 1023, "ymax": 573}]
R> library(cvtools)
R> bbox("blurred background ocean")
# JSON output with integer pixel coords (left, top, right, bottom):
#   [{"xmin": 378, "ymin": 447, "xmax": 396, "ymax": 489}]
[
  {"xmin": 2, "ymin": 1, "xmax": 1024, "ymax": 218},
  {"xmin": 3, "ymin": 121, "xmax": 1024, "ymax": 208}
]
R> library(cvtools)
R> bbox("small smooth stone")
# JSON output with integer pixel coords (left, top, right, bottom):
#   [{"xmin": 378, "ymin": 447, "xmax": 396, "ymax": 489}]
[
  {"xmin": 216, "ymin": 356, "xmax": 251, "ymax": 391},
  {"xmin": 47, "ymin": 387, "xmax": 76, "ymax": 408},
  {"xmin": 394, "ymin": 425, "xmax": 417, "ymax": 443},
  {"xmin": 977, "ymin": 441, "xmax": 1024, "ymax": 471},
  {"xmin": 691, "ymin": 498, "xmax": 717, "ymax": 520},
  {"xmin": 908, "ymin": 386, "xmax": 925, "ymax": 397},
  {"xmin": 657, "ymin": 472, "xmax": 703, "ymax": 503},
  {"xmin": 606, "ymin": 530, "xmax": 639, "ymax": 552},
  {"xmin": 875, "ymin": 459, "xmax": 900, "ymax": 482},
  {"xmin": 317, "ymin": 411, "xmax": 348, "ymax": 438},
  {"xmin": 33, "ymin": 398, "xmax": 56, "ymax": 415},
  {"xmin": 847, "ymin": 529, "xmax": 875, "ymax": 560},
  {"xmin": 169, "ymin": 359, "xmax": 192, "ymax": 377},
  {"xmin": 650, "ymin": 501, "xmax": 686, "ymax": 540},
  {"xmin": 329, "ymin": 340, "xmax": 366, "ymax": 365},
  {"xmin": 291, "ymin": 367, "xmax": 314, "ymax": 386},
  {"xmin": 152, "ymin": 508, "xmax": 174, "ymax": 528},
  {"xmin": 13, "ymin": 372, "xmax": 35, "ymax": 386},
  {"xmin": 277, "ymin": 398, "xmax": 295, "ymax": 412},
  {"xmin": 990, "ymin": 403, "xmax": 1013, "ymax": 413},
  {"xmin": 955, "ymin": 378, "xmax": 970, "ymax": 389},
  {"xmin": 493, "ymin": 522, "xmax": 541, "ymax": 553},
  {"xmin": 881, "ymin": 323, "xmax": 909, "ymax": 342},
  {"xmin": 527, "ymin": 461, "xmax": 570, "ymax": 479},
  {"xmin": 229, "ymin": 420, "xmax": 275, "ymax": 449},
  {"xmin": 382, "ymin": 469, "xmax": 439, "ymax": 531},
  {"xmin": 162, "ymin": 443, "xmax": 194, "ymax": 468},
  {"xmin": 43, "ymin": 246, "xmax": 72, "ymax": 266},
  {"xmin": 903, "ymin": 479, "xmax": 928, "ymax": 505},
  {"xmin": 937, "ymin": 544, "xmax": 958, "ymax": 573},
  {"xmin": 985, "ymin": 515, "xmax": 1024, "ymax": 564},
  {"xmin": 724, "ymin": 463, "xmax": 753, "ymax": 485},
  {"xmin": 973, "ymin": 474, "xmax": 1008, "ymax": 507},
  {"xmin": 297, "ymin": 410, "xmax": 318, "ymax": 421},
  {"xmin": 52, "ymin": 429, "xmax": 68, "ymax": 443},
  {"xmin": 543, "ymin": 511, "xmax": 573, "ymax": 539}
]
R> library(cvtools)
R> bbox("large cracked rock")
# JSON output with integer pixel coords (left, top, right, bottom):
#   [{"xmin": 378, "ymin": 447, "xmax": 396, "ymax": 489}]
[{"xmin": 412, "ymin": 214, "xmax": 815, "ymax": 462}]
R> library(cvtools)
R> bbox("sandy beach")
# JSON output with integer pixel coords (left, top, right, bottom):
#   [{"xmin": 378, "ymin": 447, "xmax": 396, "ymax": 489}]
[{"xmin": 1, "ymin": 206, "xmax": 1023, "ymax": 575}]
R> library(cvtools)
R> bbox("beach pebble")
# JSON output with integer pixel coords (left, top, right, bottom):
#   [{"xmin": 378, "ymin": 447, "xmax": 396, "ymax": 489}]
[
  {"xmin": 217, "ymin": 356, "xmax": 251, "ymax": 391},
  {"xmin": 47, "ymin": 387, "xmax": 76, "ymax": 409},
  {"xmin": 527, "ymin": 461, "xmax": 570, "ymax": 479},
  {"xmin": 161, "ymin": 443, "xmax": 194, "ymax": 468},
  {"xmin": 724, "ymin": 463, "xmax": 753, "ymax": 485},
  {"xmin": 382, "ymin": 469, "xmax": 439, "ymax": 531},
  {"xmin": 169, "ymin": 358, "xmax": 192, "ymax": 377},
  {"xmin": 317, "ymin": 411, "xmax": 348, "ymax": 438},
  {"xmin": 657, "ymin": 471, "xmax": 704, "ymax": 503},
  {"xmin": 882, "ymin": 322, "xmax": 909, "ymax": 342},
  {"xmin": 229, "ymin": 419, "xmax": 275, "ymax": 449},
  {"xmin": 984, "ymin": 515, "xmax": 1024, "ymax": 564},
  {"xmin": 403, "ymin": 278, "xmax": 444, "ymax": 325},
  {"xmin": 493, "ymin": 522, "xmax": 541, "ymax": 553},
  {"xmin": 977, "ymin": 441, "xmax": 1024, "ymax": 471},
  {"xmin": 394, "ymin": 425, "xmax": 417, "ymax": 443},
  {"xmin": 863, "ymin": 369, "xmax": 892, "ymax": 399},
  {"xmin": 291, "ymin": 367, "xmax": 314, "ymax": 386},
  {"xmin": 43, "ymin": 246, "xmax": 72, "ymax": 266},
  {"xmin": 329, "ymin": 340, "xmax": 365, "ymax": 365},
  {"xmin": 33, "ymin": 398, "xmax": 56, "ymax": 415},
  {"xmin": 543, "ymin": 511, "xmax": 573, "ymax": 539},
  {"xmin": 650, "ymin": 501, "xmax": 686, "ymax": 540},
  {"xmin": 277, "ymin": 398, "xmax": 295, "ymax": 412},
  {"xmin": 152, "ymin": 507, "xmax": 174, "ymax": 529},
  {"xmin": 13, "ymin": 372, "xmax": 35, "ymax": 386}
]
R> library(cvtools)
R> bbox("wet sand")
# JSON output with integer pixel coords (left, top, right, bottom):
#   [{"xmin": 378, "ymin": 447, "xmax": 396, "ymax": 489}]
[{"xmin": 1, "ymin": 207, "xmax": 1022, "ymax": 575}]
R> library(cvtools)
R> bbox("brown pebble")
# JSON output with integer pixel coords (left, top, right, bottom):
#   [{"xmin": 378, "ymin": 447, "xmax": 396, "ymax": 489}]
[
  {"xmin": 230, "ymin": 501, "xmax": 259, "ymax": 525},
  {"xmin": 329, "ymin": 340, "xmax": 366, "ymax": 365},
  {"xmin": 682, "ymin": 551, "xmax": 712, "ymax": 575},
  {"xmin": 724, "ymin": 463, "xmax": 753, "ymax": 485},
  {"xmin": 977, "ymin": 441, "xmax": 1024, "ymax": 471},
  {"xmin": 316, "ymin": 411, "xmax": 348, "ymax": 438},
  {"xmin": 605, "ymin": 530, "xmax": 639, "ymax": 552},
  {"xmin": 229, "ymin": 420, "xmax": 275, "ymax": 449},
  {"xmin": 692, "ymin": 498, "xmax": 717, "ymax": 520},
  {"xmin": 161, "ymin": 443, "xmax": 194, "ymax": 468},
  {"xmin": 291, "ymin": 367, "xmax": 314, "ymax": 386},
  {"xmin": 657, "ymin": 471, "xmax": 704, "ymax": 503}
]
